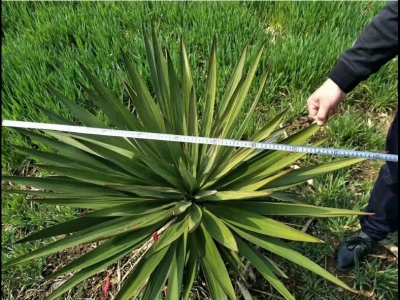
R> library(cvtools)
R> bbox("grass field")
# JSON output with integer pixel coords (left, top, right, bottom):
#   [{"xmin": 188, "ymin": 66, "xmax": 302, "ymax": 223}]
[{"xmin": 1, "ymin": 1, "xmax": 398, "ymax": 300}]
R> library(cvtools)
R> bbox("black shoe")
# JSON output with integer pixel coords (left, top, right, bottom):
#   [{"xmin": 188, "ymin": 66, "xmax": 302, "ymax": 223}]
[{"xmin": 335, "ymin": 230, "xmax": 377, "ymax": 272}]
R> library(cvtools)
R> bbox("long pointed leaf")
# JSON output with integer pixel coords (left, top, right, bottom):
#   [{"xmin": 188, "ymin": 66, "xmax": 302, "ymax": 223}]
[
  {"xmin": 47, "ymin": 221, "xmax": 163, "ymax": 279},
  {"xmin": 218, "ymin": 43, "xmax": 248, "ymax": 119},
  {"xmin": 114, "ymin": 245, "xmax": 170, "ymax": 300},
  {"xmin": 182, "ymin": 234, "xmax": 199, "ymax": 300},
  {"xmin": 16, "ymin": 217, "xmax": 114, "ymax": 244},
  {"xmin": 200, "ymin": 190, "xmax": 272, "ymax": 201},
  {"xmin": 32, "ymin": 196, "xmax": 147, "ymax": 209},
  {"xmin": 2, "ymin": 176, "xmax": 126, "ymax": 196},
  {"xmin": 200, "ymin": 37, "xmax": 217, "ymax": 140},
  {"xmin": 206, "ymin": 205, "xmax": 322, "ymax": 243},
  {"xmin": 235, "ymin": 235, "xmax": 294, "ymax": 300},
  {"xmin": 46, "ymin": 248, "xmax": 132, "ymax": 300},
  {"xmin": 201, "ymin": 208, "xmax": 238, "ymax": 251},
  {"xmin": 11, "ymin": 128, "xmax": 108, "ymax": 170},
  {"xmin": 226, "ymin": 201, "xmax": 371, "ymax": 217},
  {"xmin": 142, "ymin": 241, "xmax": 176, "ymax": 300},
  {"xmin": 145, "ymin": 215, "xmax": 188, "ymax": 256},
  {"xmin": 3, "ymin": 209, "xmax": 172, "ymax": 268},
  {"xmin": 234, "ymin": 70, "xmax": 269, "ymax": 141},
  {"xmin": 180, "ymin": 38, "xmax": 194, "ymax": 134},
  {"xmin": 195, "ymin": 224, "xmax": 236, "ymax": 299},
  {"xmin": 203, "ymin": 108, "xmax": 289, "ymax": 188},
  {"xmin": 45, "ymin": 83, "xmax": 134, "ymax": 150},
  {"xmin": 215, "ymin": 122, "xmax": 322, "ymax": 190},
  {"xmin": 84, "ymin": 201, "xmax": 175, "ymax": 217},
  {"xmin": 230, "ymin": 226, "xmax": 354, "ymax": 292},
  {"xmin": 167, "ymin": 51, "xmax": 186, "ymax": 135},
  {"xmin": 120, "ymin": 51, "xmax": 166, "ymax": 133},
  {"xmin": 141, "ymin": 25, "xmax": 165, "ymax": 116},
  {"xmin": 201, "ymin": 264, "xmax": 228, "ymax": 300},
  {"xmin": 188, "ymin": 87, "xmax": 199, "ymax": 175},
  {"xmin": 188, "ymin": 203, "xmax": 202, "ymax": 233},
  {"xmin": 263, "ymin": 158, "xmax": 365, "ymax": 190},
  {"xmin": 36, "ymin": 164, "xmax": 138, "ymax": 185},
  {"xmin": 78, "ymin": 62, "xmax": 145, "ymax": 132},
  {"xmin": 166, "ymin": 234, "xmax": 187, "ymax": 300},
  {"xmin": 151, "ymin": 23, "xmax": 171, "ymax": 122}
]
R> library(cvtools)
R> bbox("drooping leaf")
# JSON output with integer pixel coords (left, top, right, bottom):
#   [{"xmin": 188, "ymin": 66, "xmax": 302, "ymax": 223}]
[
  {"xmin": 47, "ymin": 221, "xmax": 163, "ymax": 279},
  {"xmin": 234, "ymin": 235, "xmax": 294, "ymax": 300},
  {"xmin": 35, "ymin": 104, "xmax": 76, "ymax": 126},
  {"xmin": 46, "ymin": 248, "xmax": 132, "ymax": 300},
  {"xmin": 201, "ymin": 263, "xmax": 229, "ymax": 300},
  {"xmin": 141, "ymin": 241, "xmax": 177, "ymax": 300},
  {"xmin": 239, "ymin": 168, "xmax": 292, "ymax": 192},
  {"xmin": 69, "ymin": 138, "xmax": 169, "ymax": 186},
  {"xmin": 11, "ymin": 128, "xmax": 110, "ymax": 170},
  {"xmin": 195, "ymin": 224, "xmax": 236, "ymax": 299},
  {"xmin": 268, "ymin": 192, "xmax": 307, "ymax": 204},
  {"xmin": 114, "ymin": 245, "xmax": 171, "ymax": 300},
  {"xmin": 225, "ymin": 201, "xmax": 372, "ymax": 217},
  {"xmin": 13, "ymin": 145, "xmax": 102, "ymax": 172},
  {"xmin": 245, "ymin": 139, "xmax": 329, "ymax": 188},
  {"xmin": 206, "ymin": 205, "xmax": 322, "ymax": 243},
  {"xmin": 218, "ymin": 246, "xmax": 246, "ymax": 281},
  {"xmin": 230, "ymin": 225, "xmax": 354, "ymax": 292},
  {"xmin": 4, "ymin": 209, "xmax": 173, "ymax": 268}
]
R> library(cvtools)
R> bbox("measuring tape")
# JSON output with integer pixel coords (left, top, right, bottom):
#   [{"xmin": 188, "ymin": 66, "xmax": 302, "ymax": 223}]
[{"xmin": 2, "ymin": 120, "xmax": 398, "ymax": 162}]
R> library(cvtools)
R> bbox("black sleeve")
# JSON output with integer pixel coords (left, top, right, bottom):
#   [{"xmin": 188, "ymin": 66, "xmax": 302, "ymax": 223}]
[{"xmin": 329, "ymin": 2, "xmax": 398, "ymax": 93}]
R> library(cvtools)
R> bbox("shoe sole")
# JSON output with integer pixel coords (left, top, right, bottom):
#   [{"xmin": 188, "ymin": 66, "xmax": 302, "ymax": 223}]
[{"xmin": 335, "ymin": 265, "xmax": 353, "ymax": 273}]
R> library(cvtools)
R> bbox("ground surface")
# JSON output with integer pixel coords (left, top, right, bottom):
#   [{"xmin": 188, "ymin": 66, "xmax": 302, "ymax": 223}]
[{"xmin": 1, "ymin": 2, "xmax": 398, "ymax": 300}]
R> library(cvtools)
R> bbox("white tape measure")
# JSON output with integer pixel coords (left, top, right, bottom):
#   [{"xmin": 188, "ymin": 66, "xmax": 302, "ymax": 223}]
[{"xmin": 2, "ymin": 120, "xmax": 398, "ymax": 162}]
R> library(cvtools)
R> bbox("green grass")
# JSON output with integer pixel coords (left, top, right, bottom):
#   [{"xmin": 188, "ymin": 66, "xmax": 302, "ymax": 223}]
[{"xmin": 1, "ymin": 1, "xmax": 398, "ymax": 299}]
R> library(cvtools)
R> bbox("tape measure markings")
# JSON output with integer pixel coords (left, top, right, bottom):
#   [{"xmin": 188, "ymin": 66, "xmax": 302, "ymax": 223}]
[{"xmin": 2, "ymin": 120, "xmax": 398, "ymax": 162}]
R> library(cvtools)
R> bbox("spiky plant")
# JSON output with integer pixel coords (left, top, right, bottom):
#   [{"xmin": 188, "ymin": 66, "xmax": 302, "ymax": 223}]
[{"xmin": 2, "ymin": 25, "xmax": 367, "ymax": 300}]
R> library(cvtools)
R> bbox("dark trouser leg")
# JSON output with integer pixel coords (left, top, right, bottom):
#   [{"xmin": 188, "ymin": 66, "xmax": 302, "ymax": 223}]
[{"xmin": 360, "ymin": 111, "xmax": 398, "ymax": 241}]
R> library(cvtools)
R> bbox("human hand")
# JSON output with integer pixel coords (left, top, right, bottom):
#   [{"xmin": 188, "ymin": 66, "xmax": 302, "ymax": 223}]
[{"xmin": 307, "ymin": 79, "xmax": 346, "ymax": 125}]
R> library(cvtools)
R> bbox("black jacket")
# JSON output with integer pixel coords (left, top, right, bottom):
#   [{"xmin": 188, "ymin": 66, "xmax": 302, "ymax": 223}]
[{"xmin": 329, "ymin": 1, "xmax": 398, "ymax": 93}]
